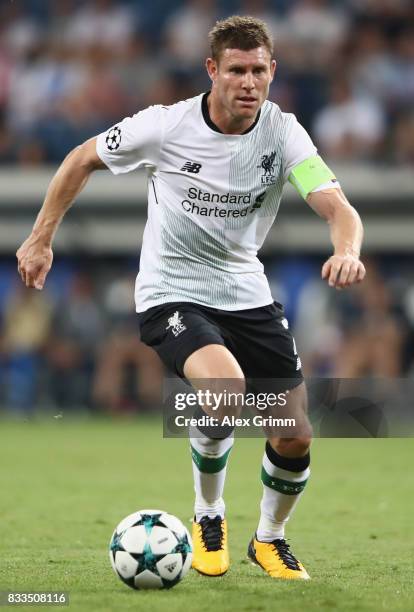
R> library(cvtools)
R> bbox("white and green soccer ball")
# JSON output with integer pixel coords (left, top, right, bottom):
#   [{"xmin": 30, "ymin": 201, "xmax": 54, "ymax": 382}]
[{"xmin": 109, "ymin": 509, "xmax": 192, "ymax": 590}]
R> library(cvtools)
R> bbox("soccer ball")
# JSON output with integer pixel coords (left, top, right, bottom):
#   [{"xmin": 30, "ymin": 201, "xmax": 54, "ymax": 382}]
[{"xmin": 109, "ymin": 509, "xmax": 192, "ymax": 590}]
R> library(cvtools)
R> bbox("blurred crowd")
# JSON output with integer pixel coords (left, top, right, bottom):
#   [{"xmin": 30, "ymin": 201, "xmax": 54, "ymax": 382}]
[
  {"xmin": 1, "ymin": 0, "xmax": 413, "ymax": 414},
  {"xmin": 0, "ymin": 260, "xmax": 164, "ymax": 414},
  {"xmin": 0, "ymin": 0, "xmax": 414, "ymax": 166},
  {"xmin": 0, "ymin": 255, "xmax": 413, "ymax": 415}
]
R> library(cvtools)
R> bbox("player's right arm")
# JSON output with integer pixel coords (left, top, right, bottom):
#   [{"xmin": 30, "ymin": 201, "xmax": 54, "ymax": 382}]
[
  {"xmin": 16, "ymin": 137, "xmax": 105, "ymax": 289},
  {"xmin": 17, "ymin": 105, "xmax": 164, "ymax": 289}
]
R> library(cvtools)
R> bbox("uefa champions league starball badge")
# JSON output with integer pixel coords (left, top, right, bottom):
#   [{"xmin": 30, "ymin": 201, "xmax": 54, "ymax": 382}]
[{"xmin": 106, "ymin": 126, "xmax": 122, "ymax": 151}]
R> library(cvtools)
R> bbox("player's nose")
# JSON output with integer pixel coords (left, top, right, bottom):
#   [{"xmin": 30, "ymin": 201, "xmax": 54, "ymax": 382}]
[{"xmin": 242, "ymin": 72, "xmax": 255, "ymax": 90}]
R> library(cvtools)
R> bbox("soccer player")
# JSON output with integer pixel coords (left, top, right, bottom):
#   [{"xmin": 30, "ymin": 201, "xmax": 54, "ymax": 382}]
[{"xmin": 16, "ymin": 16, "xmax": 365, "ymax": 580}]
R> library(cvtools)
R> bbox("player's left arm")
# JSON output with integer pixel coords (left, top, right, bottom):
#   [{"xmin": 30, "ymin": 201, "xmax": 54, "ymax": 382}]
[
  {"xmin": 306, "ymin": 186, "xmax": 366, "ymax": 289},
  {"xmin": 287, "ymin": 151, "xmax": 365, "ymax": 289},
  {"xmin": 284, "ymin": 116, "xmax": 365, "ymax": 289}
]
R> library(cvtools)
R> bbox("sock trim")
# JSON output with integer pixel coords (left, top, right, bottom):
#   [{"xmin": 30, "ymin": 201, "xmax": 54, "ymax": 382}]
[
  {"xmin": 191, "ymin": 444, "xmax": 232, "ymax": 474},
  {"xmin": 261, "ymin": 466, "xmax": 308, "ymax": 495},
  {"xmin": 193, "ymin": 406, "xmax": 234, "ymax": 439},
  {"xmin": 265, "ymin": 442, "xmax": 310, "ymax": 472}
]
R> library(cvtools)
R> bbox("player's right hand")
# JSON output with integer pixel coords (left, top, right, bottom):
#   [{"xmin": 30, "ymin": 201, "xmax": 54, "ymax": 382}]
[{"xmin": 16, "ymin": 235, "xmax": 53, "ymax": 290}]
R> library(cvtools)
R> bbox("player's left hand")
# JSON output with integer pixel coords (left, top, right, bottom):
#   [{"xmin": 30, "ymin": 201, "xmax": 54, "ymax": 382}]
[{"xmin": 321, "ymin": 254, "xmax": 366, "ymax": 289}]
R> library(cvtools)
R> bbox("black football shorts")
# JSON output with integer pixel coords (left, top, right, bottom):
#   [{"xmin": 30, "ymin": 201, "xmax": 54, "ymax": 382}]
[{"xmin": 137, "ymin": 301, "xmax": 303, "ymax": 386}]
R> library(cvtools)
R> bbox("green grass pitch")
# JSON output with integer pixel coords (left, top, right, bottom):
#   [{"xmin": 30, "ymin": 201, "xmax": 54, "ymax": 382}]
[{"xmin": 0, "ymin": 417, "xmax": 413, "ymax": 612}]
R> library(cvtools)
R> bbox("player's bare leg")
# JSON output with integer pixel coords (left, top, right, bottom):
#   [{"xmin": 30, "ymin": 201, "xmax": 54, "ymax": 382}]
[
  {"xmin": 184, "ymin": 344, "xmax": 245, "ymax": 577},
  {"xmin": 248, "ymin": 382, "xmax": 312, "ymax": 580}
]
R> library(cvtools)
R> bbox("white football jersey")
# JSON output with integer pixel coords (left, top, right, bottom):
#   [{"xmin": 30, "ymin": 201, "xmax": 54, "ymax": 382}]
[{"xmin": 96, "ymin": 93, "xmax": 328, "ymax": 312}]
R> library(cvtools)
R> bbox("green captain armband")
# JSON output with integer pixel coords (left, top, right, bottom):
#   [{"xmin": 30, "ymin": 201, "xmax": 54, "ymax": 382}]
[{"xmin": 288, "ymin": 155, "xmax": 336, "ymax": 199}]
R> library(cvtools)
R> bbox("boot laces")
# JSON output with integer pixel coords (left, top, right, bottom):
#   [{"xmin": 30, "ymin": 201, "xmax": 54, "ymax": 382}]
[
  {"xmin": 199, "ymin": 515, "xmax": 224, "ymax": 552},
  {"xmin": 271, "ymin": 538, "xmax": 300, "ymax": 571}
]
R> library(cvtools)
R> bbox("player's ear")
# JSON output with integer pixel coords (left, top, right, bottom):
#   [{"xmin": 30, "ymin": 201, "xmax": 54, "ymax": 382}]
[
  {"xmin": 270, "ymin": 59, "xmax": 277, "ymax": 82},
  {"xmin": 206, "ymin": 57, "xmax": 218, "ymax": 82}
]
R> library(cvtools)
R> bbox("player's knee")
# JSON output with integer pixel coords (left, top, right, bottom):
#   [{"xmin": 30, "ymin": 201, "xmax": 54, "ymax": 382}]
[
  {"xmin": 213, "ymin": 376, "xmax": 246, "ymax": 421},
  {"xmin": 274, "ymin": 436, "xmax": 312, "ymax": 457}
]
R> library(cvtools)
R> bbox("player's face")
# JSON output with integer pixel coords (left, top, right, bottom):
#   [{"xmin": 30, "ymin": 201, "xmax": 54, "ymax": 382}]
[{"xmin": 207, "ymin": 47, "xmax": 276, "ymax": 122}]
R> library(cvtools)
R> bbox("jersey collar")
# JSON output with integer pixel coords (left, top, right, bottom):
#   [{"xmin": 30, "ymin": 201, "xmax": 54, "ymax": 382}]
[{"xmin": 202, "ymin": 92, "xmax": 261, "ymax": 135}]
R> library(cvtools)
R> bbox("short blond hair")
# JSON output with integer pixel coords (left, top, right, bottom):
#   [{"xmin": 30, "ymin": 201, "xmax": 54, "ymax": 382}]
[{"xmin": 208, "ymin": 15, "xmax": 273, "ymax": 62}]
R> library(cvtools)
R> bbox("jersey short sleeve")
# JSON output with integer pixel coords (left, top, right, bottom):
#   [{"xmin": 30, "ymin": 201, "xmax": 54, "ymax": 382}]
[
  {"xmin": 96, "ymin": 105, "xmax": 164, "ymax": 175},
  {"xmin": 283, "ymin": 113, "xmax": 339, "ymax": 197},
  {"xmin": 283, "ymin": 113, "xmax": 318, "ymax": 181}
]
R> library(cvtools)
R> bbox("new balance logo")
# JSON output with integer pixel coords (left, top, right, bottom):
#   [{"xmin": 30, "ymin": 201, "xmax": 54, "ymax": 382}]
[{"xmin": 181, "ymin": 161, "xmax": 202, "ymax": 173}]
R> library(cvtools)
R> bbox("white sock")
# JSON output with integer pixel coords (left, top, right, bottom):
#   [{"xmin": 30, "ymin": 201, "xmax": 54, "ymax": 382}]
[
  {"xmin": 257, "ymin": 443, "xmax": 310, "ymax": 542},
  {"xmin": 190, "ymin": 428, "xmax": 234, "ymax": 522}
]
